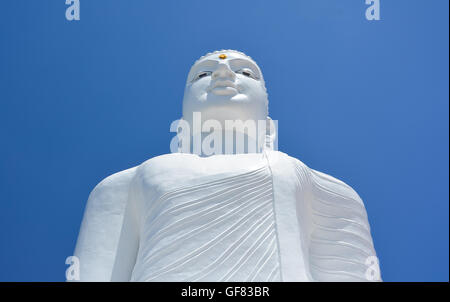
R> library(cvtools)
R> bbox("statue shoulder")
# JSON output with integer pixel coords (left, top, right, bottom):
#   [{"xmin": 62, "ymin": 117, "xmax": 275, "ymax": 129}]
[
  {"xmin": 308, "ymin": 168, "xmax": 364, "ymax": 206},
  {"xmin": 137, "ymin": 153, "xmax": 196, "ymax": 169},
  {"xmin": 90, "ymin": 153, "xmax": 181, "ymax": 195},
  {"xmin": 268, "ymin": 151, "xmax": 310, "ymax": 170},
  {"xmin": 279, "ymin": 152, "xmax": 363, "ymax": 204},
  {"xmin": 90, "ymin": 153, "xmax": 196, "ymax": 194},
  {"xmin": 89, "ymin": 166, "xmax": 138, "ymax": 202}
]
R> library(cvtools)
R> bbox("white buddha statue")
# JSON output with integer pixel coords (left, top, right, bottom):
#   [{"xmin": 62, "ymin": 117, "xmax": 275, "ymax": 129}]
[{"xmin": 73, "ymin": 50, "xmax": 380, "ymax": 282}]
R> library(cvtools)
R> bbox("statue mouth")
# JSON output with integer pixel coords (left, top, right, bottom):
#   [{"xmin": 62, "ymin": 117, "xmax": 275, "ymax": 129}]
[{"xmin": 208, "ymin": 80, "xmax": 239, "ymax": 96}]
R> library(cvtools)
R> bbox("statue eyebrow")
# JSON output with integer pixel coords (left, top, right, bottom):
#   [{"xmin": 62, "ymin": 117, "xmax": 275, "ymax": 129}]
[
  {"xmin": 229, "ymin": 58, "xmax": 257, "ymax": 67},
  {"xmin": 194, "ymin": 60, "xmax": 218, "ymax": 70},
  {"xmin": 228, "ymin": 59, "xmax": 261, "ymax": 77},
  {"xmin": 188, "ymin": 60, "xmax": 218, "ymax": 82}
]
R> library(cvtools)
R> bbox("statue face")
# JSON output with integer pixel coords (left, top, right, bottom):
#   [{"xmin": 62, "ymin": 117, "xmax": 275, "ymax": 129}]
[{"xmin": 182, "ymin": 51, "xmax": 268, "ymax": 126}]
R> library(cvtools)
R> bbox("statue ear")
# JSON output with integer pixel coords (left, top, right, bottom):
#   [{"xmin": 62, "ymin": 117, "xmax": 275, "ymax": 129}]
[
  {"xmin": 177, "ymin": 117, "xmax": 184, "ymax": 153},
  {"xmin": 170, "ymin": 117, "xmax": 188, "ymax": 153},
  {"xmin": 264, "ymin": 116, "xmax": 277, "ymax": 151}
]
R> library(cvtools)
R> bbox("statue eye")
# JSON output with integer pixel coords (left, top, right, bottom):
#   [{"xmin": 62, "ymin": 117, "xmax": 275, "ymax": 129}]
[
  {"xmin": 193, "ymin": 71, "xmax": 212, "ymax": 82},
  {"xmin": 236, "ymin": 68, "xmax": 257, "ymax": 79}
]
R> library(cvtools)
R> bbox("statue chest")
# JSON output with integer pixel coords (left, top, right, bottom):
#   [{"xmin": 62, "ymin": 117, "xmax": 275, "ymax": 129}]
[{"xmin": 130, "ymin": 152, "xmax": 309, "ymax": 281}]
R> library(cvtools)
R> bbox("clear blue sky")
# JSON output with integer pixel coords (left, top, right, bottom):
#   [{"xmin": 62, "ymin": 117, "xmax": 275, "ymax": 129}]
[{"xmin": 0, "ymin": 1, "xmax": 448, "ymax": 281}]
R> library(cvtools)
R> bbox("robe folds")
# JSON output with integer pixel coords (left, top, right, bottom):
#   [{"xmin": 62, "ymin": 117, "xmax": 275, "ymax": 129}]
[{"xmin": 74, "ymin": 151, "xmax": 380, "ymax": 282}]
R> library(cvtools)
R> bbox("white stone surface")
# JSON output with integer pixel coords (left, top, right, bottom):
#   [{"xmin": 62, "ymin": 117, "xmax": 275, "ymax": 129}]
[{"xmin": 74, "ymin": 50, "xmax": 380, "ymax": 281}]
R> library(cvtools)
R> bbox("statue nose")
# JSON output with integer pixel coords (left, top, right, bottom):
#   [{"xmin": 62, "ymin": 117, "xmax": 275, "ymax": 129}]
[{"xmin": 212, "ymin": 64, "xmax": 236, "ymax": 81}]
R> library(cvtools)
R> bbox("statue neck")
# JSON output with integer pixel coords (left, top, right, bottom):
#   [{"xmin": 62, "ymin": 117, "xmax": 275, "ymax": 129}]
[
  {"xmin": 174, "ymin": 116, "xmax": 276, "ymax": 156},
  {"xmin": 178, "ymin": 130, "xmax": 268, "ymax": 156}
]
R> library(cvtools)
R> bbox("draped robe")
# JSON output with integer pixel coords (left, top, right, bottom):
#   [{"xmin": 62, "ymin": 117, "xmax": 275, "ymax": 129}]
[{"xmin": 74, "ymin": 151, "xmax": 379, "ymax": 281}]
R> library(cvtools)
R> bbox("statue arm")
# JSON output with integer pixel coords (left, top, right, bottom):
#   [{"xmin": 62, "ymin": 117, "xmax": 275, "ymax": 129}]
[
  {"xmin": 73, "ymin": 166, "xmax": 138, "ymax": 281},
  {"xmin": 297, "ymin": 162, "xmax": 381, "ymax": 281}
]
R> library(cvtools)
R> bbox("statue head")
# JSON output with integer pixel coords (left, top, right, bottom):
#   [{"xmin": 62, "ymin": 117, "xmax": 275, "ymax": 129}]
[{"xmin": 182, "ymin": 50, "xmax": 269, "ymax": 126}]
